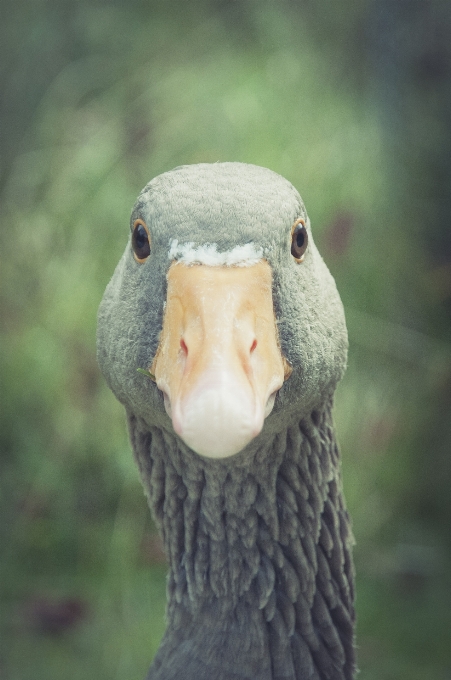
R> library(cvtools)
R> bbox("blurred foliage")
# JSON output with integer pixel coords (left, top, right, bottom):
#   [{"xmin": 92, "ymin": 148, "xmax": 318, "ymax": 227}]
[{"xmin": 1, "ymin": 1, "xmax": 451, "ymax": 679}]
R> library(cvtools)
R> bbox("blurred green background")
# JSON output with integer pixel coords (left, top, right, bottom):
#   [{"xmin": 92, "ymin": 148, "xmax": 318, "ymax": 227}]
[{"xmin": 1, "ymin": 1, "xmax": 451, "ymax": 678}]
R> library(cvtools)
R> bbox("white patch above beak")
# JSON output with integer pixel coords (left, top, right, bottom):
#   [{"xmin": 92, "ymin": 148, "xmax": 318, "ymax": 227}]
[{"xmin": 168, "ymin": 240, "xmax": 264, "ymax": 267}]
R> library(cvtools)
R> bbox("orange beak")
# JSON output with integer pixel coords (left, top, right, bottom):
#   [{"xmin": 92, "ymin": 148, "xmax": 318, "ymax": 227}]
[{"xmin": 151, "ymin": 260, "xmax": 291, "ymax": 458}]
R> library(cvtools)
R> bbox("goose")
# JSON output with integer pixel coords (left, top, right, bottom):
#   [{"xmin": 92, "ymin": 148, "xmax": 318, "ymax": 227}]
[{"xmin": 97, "ymin": 162, "xmax": 356, "ymax": 680}]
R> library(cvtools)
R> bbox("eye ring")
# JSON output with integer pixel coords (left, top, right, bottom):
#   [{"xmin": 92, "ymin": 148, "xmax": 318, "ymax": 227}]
[
  {"xmin": 291, "ymin": 218, "xmax": 308, "ymax": 262},
  {"xmin": 132, "ymin": 219, "xmax": 151, "ymax": 263}
]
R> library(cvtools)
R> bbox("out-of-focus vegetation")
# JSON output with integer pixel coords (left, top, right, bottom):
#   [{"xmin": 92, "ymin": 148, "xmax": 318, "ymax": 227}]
[{"xmin": 1, "ymin": 1, "xmax": 451, "ymax": 679}]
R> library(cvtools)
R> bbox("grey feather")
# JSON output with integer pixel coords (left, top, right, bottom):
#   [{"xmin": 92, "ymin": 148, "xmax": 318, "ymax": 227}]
[{"xmin": 97, "ymin": 163, "xmax": 356, "ymax": 679}]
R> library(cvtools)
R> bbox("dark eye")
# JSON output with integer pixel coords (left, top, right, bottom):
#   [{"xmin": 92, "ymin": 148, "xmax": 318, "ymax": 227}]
[
  {"xmin": 291, "ymin": 219, "xmax": 308, "ymax": 261},
  {"xmin": 132, "ymin": 219, "xmax": 151, "ymax": 262}
]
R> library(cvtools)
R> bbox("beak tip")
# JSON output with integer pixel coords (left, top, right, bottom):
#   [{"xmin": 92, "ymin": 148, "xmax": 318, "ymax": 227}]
[{"xmin": 170, "ymin": 386, "xmax": 261, "ymax": 459}]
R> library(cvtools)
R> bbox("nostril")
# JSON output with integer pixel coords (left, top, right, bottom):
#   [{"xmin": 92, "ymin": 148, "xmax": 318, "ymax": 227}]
[
  {"xmin": 180, "ymin": 338, "xmax": 188, "ymax": 355},
  {"xmin": 250, "ymin": 339, "xmax": 257, "ymax": 353}
]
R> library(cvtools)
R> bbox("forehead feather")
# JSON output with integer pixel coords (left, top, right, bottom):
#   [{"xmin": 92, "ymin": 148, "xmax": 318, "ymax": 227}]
[{"xmin": 133, "ymin": 163, "xmax": 305, "ymax": 249}]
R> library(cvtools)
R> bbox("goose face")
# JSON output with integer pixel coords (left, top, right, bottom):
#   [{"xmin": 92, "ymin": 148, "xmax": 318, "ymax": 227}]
[{"xmin": 97, "ymin": 163, "xmax": 348, "ymax": 457}]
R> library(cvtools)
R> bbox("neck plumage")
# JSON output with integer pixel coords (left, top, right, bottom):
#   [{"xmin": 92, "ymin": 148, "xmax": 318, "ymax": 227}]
[{"xmin": 128, "ymin": 400, "xmax": 356, "ymax": 680}]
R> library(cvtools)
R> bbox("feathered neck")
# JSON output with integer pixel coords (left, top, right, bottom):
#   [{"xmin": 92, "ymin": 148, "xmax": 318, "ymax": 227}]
[{"xmin": 128, "ymin": 400, "xmax": 356, "ymax": 680}]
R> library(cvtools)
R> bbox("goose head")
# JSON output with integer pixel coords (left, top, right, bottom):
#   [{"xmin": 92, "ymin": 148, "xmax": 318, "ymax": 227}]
[{"xmin": 97, "ymin": 163, "xmax": 347, "ymax": 460}]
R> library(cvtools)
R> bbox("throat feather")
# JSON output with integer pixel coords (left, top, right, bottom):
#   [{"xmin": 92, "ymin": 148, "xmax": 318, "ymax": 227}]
[{"xmin": 128, "ymin": 404, "xmax": 356, "ymax": 680}]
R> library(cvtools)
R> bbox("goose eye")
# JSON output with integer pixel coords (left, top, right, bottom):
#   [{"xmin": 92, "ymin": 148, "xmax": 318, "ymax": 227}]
[
  {"xmin": 132, "ymin": 219, "xmax": 151, "ymax": 262},
  {"xmin": 291, "ymin": 219, "xmax": 308, "ymax": 261}
]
